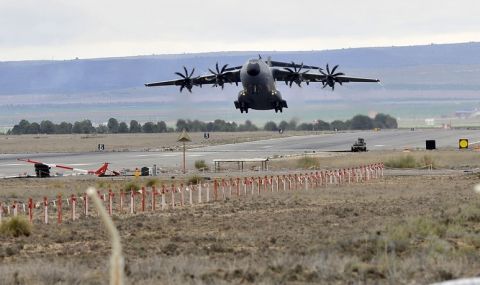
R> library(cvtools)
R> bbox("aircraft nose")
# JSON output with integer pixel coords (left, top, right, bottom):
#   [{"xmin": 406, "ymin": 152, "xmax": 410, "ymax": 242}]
[{"xmin": 247, "ymin": 62, "xmax": 260, "ymax": 76}]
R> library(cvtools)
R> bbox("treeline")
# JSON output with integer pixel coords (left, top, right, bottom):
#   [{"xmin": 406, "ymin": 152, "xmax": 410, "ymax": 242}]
[
  {"xmin": 8, "ymin": 118, "xmax": 171, "ymax": 135},
  {"xmin": 7, "ymin": 114, "xmax": 397, "ymax": 135}
]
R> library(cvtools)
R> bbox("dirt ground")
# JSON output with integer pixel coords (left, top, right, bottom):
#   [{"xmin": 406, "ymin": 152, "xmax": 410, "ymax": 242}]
[
  {"xmin": 2, "ymin": 138, "xmax": 480, "ymax": 284},
  {"xmin": 0, "ymin": 169, "xmax": 480, "ymax": 284}
]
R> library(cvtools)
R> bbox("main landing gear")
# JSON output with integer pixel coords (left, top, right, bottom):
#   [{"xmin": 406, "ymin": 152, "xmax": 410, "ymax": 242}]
[
  {"xmin": 274, "ymin": 107, "xmax": 283, "ymax": 113},
  {"xmin": 235, "ymin": 101, "xmax": 249, "ymax": 113}
]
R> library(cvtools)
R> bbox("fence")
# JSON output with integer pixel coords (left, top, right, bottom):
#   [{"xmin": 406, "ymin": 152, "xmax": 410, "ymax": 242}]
[{"xmin": 0, "ymin": 163, "xmax": 384, "ymax": 225}]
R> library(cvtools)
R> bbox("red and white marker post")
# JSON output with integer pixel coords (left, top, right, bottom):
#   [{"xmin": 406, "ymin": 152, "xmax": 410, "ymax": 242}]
[
  {"xmin": 141, "ymin": 187, "xmax": 146, "ymax": 212},
  {"xmin": 27, "ymin": 198, "xmax": 33, "ymax": 223}
]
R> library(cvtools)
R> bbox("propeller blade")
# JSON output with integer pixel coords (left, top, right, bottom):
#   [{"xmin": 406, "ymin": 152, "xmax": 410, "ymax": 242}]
[
  {"xmin": 175, "ymin": 72, "xmax": 186, "ymax": 79},
  {"xmin": 333, "ymin": 72, "xmax": 345, "ymax": 77},
  {"xmin": 183, "ymin": 66, "xmax": 188, "ymax": 77},
  {"xmin": 189, "ymin": 68, "xmax": 195, "ymax": 77},
  {"xmin": 221, "ymin": 64, "xmax": 228, "ymax": 73},
  {"xmin": 215, "ymin": 62, "xmax": 220, "ymax": 73},
  {"xmin": 208, "ymin": 68, "xmax": 215, "ymax": 75},
  {"xmin": 326, "ymin": 64, "xmax": 330, "ymax": 74},
  {"xmin": 319, "ymin": 70, "xmax": 326, "ymax": 76},
  {"xmin": 180, "ymin": 85, "xmax": 185, "ymax": 92},
  {"xmin": 331, "ymin": 65, "xmax": 339, "ymax": 74},
  {"xmin": 285, "ymin": 67, "xmax": 294, "ymax": 73}
]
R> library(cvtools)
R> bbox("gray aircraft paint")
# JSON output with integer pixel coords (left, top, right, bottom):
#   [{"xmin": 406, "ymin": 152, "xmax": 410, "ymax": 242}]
[{"xmin": 237, "ymin": 59, "xmax": 285, "ymax": 111}]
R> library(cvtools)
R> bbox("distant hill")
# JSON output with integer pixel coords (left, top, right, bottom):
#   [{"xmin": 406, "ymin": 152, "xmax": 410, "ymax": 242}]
[
  {"xmin": 1, "ymin": 42, "xmax": 480, "ymax": 96},
  {"xmin": 1, "ymin": 42, "xmax": 480, "ymax": 128}
]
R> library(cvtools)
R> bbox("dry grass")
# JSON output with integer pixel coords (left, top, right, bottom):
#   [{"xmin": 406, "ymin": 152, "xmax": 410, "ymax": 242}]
[
  {"xmin": 1, "ymin": 150, "xmax": 480, "ymax": 283},
  {"xmin": 0, "ymin": 217, "xmax": 32, "ymax": 237},
  {"xmin": 0, "ymin": 132, "xmax": 301, "ymax": 153}
]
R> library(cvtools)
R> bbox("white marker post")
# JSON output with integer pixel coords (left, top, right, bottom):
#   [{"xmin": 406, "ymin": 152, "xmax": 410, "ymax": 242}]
[
  {"xmin": 198, "ymin": 183, "xmax": 202, "ymax": 204},
  {"xmin": 13, "ymin": 201, "xmax": 17, "ymax": 217},
  {"xmin": 130, "ymin": 190, "xmax": 135, "ymax": 214},
  {"xmin": 189, "ymin": 185, "xmax": 193, "ymax": 206},
  {"xmin": 171, "ymin": 184, "xmax": 176, "ymax": 208},
  {"xmin": 71, "ymin": 195, "xmax": 77, "ymax": 221},
  {"xmin": 206, "ymin": 183, "xmax": 210, "ymax": 203},
  {"xmin": 44, "ymin": 197, "xmax": 48, "ymax": 224},
  {"xmin": 84, "ymin": 193, "xmax": 89, "ymax": 217},
  {"xmin": 0, "ymin": 202, "xmax": 3, "ymax": 223}
]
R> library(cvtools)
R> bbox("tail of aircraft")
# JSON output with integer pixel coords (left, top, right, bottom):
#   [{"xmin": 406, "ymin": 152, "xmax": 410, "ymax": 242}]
[{"xmin": 93, "ymin": 163, "xmax": 110, "ymax": 176}]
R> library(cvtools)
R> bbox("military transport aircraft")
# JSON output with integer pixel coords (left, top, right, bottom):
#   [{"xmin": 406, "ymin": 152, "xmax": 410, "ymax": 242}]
[{"xmin": 145, "ymin": 57, "xmax": 379, "ymax": 113}]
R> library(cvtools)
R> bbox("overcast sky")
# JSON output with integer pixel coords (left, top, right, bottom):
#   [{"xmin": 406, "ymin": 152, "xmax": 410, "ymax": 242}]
[{"xmin": 1, "ymin": 0, "xmax": 479, "ymax": 61}]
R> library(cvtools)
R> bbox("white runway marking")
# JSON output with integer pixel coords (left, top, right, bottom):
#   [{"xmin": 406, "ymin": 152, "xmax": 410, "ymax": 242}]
[
  {"xmin": 261, "ymin": 145, "xmax": 273, "ymax": 149},
  {"xmin": 188, "ymin": 154, "xmax": 204, "ymax": 157},
  {"xmin": 0, "ymin": 163, "xmax": 24, "ymax": 167},
  {"xmin": 374, "ymin": 145, "xmax": 385, "ymax": 147}
]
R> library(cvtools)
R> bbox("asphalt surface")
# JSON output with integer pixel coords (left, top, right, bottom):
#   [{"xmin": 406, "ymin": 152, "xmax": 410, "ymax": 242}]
[{"xmin": 1, "ymin": 129, "xmax": 479, "ymax": 177}]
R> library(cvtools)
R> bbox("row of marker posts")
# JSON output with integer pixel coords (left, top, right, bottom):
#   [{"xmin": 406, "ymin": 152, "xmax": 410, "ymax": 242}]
[{"xmin": 0, "ymin": 163, "xmax": 384, "ymax": 225}]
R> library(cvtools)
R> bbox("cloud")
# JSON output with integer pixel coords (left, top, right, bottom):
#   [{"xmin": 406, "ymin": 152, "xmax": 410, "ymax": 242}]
[{"xmin": 1, "ymin": 0, "xmax": 479, "ymax": 60}]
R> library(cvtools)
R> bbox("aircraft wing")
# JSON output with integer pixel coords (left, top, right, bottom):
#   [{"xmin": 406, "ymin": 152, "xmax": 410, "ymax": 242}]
[
  {"xmin": 145, "ymin": 67, "xmax": 241, "ymax": 91},
  {"xmin": 273, "ymin": 68, "xmax": 379, "ymax": 88}
]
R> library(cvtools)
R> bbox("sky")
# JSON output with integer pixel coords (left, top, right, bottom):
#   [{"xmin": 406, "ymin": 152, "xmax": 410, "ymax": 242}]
[{"xmin": 1, "ymin": 0, "xmax": 480, "ymax": 61}]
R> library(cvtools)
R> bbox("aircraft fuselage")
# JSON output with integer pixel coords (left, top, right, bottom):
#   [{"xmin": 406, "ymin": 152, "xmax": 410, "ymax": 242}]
[{"xmin": 235, "ymin": 59, "xmax": 287, "ymax": 113}]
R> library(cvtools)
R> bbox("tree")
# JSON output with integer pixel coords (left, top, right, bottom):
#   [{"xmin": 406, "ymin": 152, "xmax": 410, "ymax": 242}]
[
  {"xmin": 73, "ymin": 120, "xmax": 95, "ymax": 134},
  {"xmin": 156, "ymin": 121, "xmax": 167, "ymax": 133},
  {"xmin": 11, "ymin": 119, "xmax": 30, "ymax": 135},
  {"xmin": 278, "ymin": 121, "xmax": 289, "ymax": 131},
  {"xmin": 27, "ymin": 122, "xmax": 41, "ymax": 134},
  {"xmin": 56, "ymin": 122, "xmax": 72, "ymax": 134},
  {"xmin": 314, "ymin": 120, "xmax": 330, "ymax": 131},
  {"xmin": 296, "ymin": 123, "xmax": 313, "ymax": 131},
  {"xmin": 96, "ymin": 124, "xmax": 109, "ymax": 134},
  {"xmin": 129, "ymin": 120, "xmax": 142, "ymax": 133},
  {"xmin": 374, "ymin": 113, "xmax": 398, "ymax": 129},
  {"xmin": 330, "ymin": 120, "xmax": 346, "ymax": 131},
  {"xmin": 350, "ymin": 115, "xmax": 374, "ymax": 130},
  {"xmin": 176, "ymin": 119, "xmax": 188, "ymax": 132},
  {"xmin": 142, "ymin": 122, "xmax": 156, "ymax": 133},
  {"xmin": 118, "ymin": 122, "xmax": 129, "ymax": 133},
  {"xmin": 40, "ymin": 120, "xmax": 55, "ymax": 134},
  {"xmin": 263, "ymin": 121, "xmax": 278, "ymax": 131},
  {"xmin": 107, "ymin": 118, "xmax": 119, "ymax": 133}
]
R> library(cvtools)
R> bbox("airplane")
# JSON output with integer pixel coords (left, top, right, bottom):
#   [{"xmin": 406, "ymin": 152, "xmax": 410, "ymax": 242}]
[
  {"xmin": 145, "ymin": 57, "xmax": 380, "ymax": 113},
  {"xmin": 17, "ymin": 159, "xmax": 120, "ymax": 177}
]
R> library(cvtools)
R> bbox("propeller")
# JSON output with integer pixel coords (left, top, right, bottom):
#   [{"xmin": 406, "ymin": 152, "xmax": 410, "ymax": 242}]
[
  {"xmin": 284, "ymin": 62, "xmax": 310, "ymax": 87},
  {"xmin": 320, "ymin": 64, "xmax": 344, "ymax": 91},
  {"xmin": 175, "ymin": 66, "xmax": 197, "ymax": 93},
  {"xmin": 208, "ymin": 62, "xmax": 235, "ymax": 89}
]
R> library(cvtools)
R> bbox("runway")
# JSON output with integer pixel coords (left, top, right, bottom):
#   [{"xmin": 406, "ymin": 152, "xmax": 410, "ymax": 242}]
[{"xmin": 1, "ymin": 129, "xmax": 479, "ymax": 177}]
